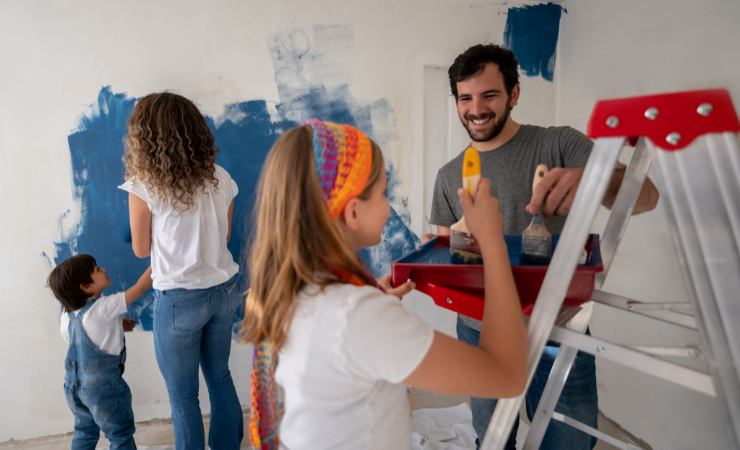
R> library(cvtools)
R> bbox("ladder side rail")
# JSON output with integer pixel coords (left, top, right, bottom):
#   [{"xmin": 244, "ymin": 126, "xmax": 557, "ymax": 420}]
[
  {"xmin": 522, "ymin": 345, "xmax": 579, "ymax": 449},
  {"xmin": 656, "ymin": 139, "xmax": 740, "ymax": 370},
  {"xmin": 525, "ymin": 300, "xmax": 595, "ymax": 449},
  {"xmin": 708, "ymin": 133, "xmax": 740, "ymax": 251},
  {"xmin": 600, "ymin": 137, "xmax": 653, "ymax": 275},
  {"xmin": 676, "ymin": 134, "xmax": 740, "ymax": 442},
  {"xmin": 480, "ymin": 137, "xmax": 624, "ymax": 450},
  {"xmin": 694, "ymin": 133, "xmax": 740, "ymax": 359},
  {"xmin": 640, "ymin": 140, "xmax": 740, "ymax": 448}
]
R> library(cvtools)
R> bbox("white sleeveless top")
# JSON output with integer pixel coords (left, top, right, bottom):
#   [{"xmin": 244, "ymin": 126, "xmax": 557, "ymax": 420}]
[{"xmin": 119, "ymin": 164, "xmax": 239, "ymax": 290}]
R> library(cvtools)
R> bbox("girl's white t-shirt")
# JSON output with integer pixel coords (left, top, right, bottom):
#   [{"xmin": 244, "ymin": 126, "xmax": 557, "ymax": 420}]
[
  {"xmin": 60, "ymin": 292, "xmax": 126, "ymax": 355},
  {"xmin": 119, "ymin": 164, "xmax": 239, "ymax": 290},
  {"xmin": 276, "ymin": 283, "xmax": 435, "ymax": 450}
]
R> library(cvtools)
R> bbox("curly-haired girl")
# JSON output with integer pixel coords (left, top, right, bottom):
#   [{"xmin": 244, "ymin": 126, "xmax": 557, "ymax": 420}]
[{"xmin": 120, "ymin": 92, "xmax": 243, "ymax": 450}]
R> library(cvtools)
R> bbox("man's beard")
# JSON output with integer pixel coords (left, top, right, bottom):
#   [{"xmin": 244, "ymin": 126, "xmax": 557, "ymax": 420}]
[{"xmin": 462, "ymin": 105, "xmax": 512, "ymax": 142}]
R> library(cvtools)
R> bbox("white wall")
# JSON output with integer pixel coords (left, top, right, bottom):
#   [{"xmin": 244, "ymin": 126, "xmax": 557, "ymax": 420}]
[
  {"xmin": 2, "ymin": 0, "xmax": 737, "ymax": 446},
  {"xmin": 557, "ymin": 1, "xmax": 740, "ymax": 449},
  {"xmin": 0, "ymin": 0, "xmax": 517, "ymax": 441}
]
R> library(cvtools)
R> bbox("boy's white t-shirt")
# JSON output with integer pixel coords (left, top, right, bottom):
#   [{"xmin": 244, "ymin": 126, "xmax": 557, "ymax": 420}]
[
  {"xmin": 276, "ymin": 283, "xmax": 435, "ymax": 450},
  {"xmin": 119, "ymin": 164, "xmax": 239, "ymax": 290},
  {"xmin": 60, "ymin": 292, "xmax": 127, "ymax": 355}
]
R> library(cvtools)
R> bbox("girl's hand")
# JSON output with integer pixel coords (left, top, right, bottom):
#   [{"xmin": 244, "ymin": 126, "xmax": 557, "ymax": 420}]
[
  {"xmin": 458, "ymin": 178, "xmax": 503, "ymax": 245},
  {"xmin": 378, "ymin": 274, "xmax": 416, "ymax": 300}
]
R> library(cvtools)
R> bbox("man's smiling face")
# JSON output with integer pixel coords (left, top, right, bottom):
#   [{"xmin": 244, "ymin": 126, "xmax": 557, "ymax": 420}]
[{"xmin": 455, "ymin": 62, "xmax": 518, "ymax": 143}]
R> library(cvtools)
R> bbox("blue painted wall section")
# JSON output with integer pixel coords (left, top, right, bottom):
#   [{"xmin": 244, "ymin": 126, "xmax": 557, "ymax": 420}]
[
  {"xmin": 54, "ymin": 25, "xmax": 418, "ymax": 332},
  {"xmin": 504, "ymin": 3, "xmax": 563, "ymax": 81}
]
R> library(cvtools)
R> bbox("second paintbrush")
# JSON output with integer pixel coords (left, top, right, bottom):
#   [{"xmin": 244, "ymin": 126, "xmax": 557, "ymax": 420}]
[{"xmin": 521, "ymin": 164, "xmax": 552, "ymax": 265}]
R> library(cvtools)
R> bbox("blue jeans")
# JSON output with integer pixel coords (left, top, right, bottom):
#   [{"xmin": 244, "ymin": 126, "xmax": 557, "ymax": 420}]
[
  {"xmin": 457, "ymin": 318, "xmax": 597, "ymax": 450},
  {"xmin": 153, "ymin": 275, "xmax": 244, "ymax": 450}
]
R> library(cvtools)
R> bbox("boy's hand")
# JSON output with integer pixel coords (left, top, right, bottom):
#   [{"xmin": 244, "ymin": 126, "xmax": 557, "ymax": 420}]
[
  {"xmin": 122, "ymin": 318, "xmax": 135, "ymax": 332},
  {"xmin": 458, "ymin": 178, "xmax": 503, "ymax": 245},
  {"xmin": 378, "ymin": 274, "xmax": 416, "ymax": 300},
  {"xmin": 124, "ymin": 266, "xmax": 154, "ymax": 305}
]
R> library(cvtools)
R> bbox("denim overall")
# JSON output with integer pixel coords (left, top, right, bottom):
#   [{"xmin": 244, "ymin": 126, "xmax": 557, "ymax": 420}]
[{"xmin": 64, "ymin": 301, "xmax": 136, "ymax": 450}]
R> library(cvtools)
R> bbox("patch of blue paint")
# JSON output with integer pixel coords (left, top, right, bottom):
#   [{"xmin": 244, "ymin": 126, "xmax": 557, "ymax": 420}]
[
  {"xmin": 56, "ymin": 87, "xmax": 156, "ymax": 328},
  {"xmin": 55, "ymin": 25, "xmax": 419, "ymax": 333},
  {"xmin": 57, "ymin": 89, "xmax": 290, "ymax": 330},
  {"xmin": 207, "ymin": 99, "xmax": 295, "ymax": 328},
  {"xmin": 359, "ymin": 195, "xmax": 420, "ymax": 278},
  {"xmin": 504, "ymin": 3, "xmax": 563, "ymax": 81}
]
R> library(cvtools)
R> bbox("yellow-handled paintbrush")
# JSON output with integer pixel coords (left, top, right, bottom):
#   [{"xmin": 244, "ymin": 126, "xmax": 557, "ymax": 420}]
[{"xmin": 450, "ymin": 146, "xmax": 482, "ymax": 262}]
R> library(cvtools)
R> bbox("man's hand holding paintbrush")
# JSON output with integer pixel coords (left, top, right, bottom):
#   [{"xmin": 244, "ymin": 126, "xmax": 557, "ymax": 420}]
[
  {"xmin": 525, "ymin": 166, "xmax": 585, "ymax": 217},
  {"xmin": 525, "ymin": 163, "xmax": 659, "ymax": 218}
]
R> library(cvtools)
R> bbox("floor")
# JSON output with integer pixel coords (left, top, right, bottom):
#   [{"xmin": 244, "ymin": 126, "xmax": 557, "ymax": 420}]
[{"xmin": 0, "ymin": 390, "xmax": 649, "ymax": 450}]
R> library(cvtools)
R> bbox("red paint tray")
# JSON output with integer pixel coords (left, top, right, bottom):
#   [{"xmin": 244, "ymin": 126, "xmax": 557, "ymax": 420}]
[{"xmin": 391, "ymin": 234, "xmax": 603, "ymax": 319}]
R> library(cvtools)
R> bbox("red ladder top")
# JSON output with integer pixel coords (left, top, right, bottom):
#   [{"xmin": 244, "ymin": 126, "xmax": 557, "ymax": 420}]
[{"xmin": 587, "ymin": 89, "xmax": 740, "ymax": 151}]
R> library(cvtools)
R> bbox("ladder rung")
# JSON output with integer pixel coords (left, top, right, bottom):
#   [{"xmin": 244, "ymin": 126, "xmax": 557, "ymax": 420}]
[
  {"xmin": 549, "ymin": 412, "xmax": 647, "ymax": 450},
  {"xmin": 548, "ymin": 326, "xmax": 715, "ymax": 396},
  {"xmin": 591, "ymin": 290, "xmax": 696, "ymax": 330},
  {"xmin": 629, "ymin": 344, "xmax": 701, "ymax": 358}
]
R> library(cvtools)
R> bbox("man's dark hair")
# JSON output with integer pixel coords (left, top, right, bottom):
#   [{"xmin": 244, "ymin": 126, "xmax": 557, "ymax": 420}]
[
  {"xmin": 47, "ymin": 254, "xmax": 96, "ymax": 312},
  {"xmin": 448, "ymin": 44, "xmax": 520, "ymax": 99}
]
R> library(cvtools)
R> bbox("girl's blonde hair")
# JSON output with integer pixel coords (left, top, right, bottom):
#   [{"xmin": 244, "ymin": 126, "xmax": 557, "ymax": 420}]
[
  {"xmin": 241, "ymin": 124, "xmax": 384, "ymax": 350},
  {"xmin": 123, "ymin": 92, "xmax": 218, "ymax": 210}
]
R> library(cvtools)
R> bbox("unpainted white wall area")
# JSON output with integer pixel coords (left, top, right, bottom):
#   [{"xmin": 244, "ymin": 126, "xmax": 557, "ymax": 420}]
[
  {"xmin": 0, "ymin": 0, "xmax": 509, "ymax": 441},
  {"xmin": 557, "ymin": 1, "xmax": 740, "ymax": 449}
]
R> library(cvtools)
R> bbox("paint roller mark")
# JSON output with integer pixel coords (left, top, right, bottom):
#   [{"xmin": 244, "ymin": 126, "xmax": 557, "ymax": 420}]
[
  {"xmin": 359, "ymin": 204, "xmax": 420, "ymax": 278},
  {"xmin": 207, "ymin": 100, "xmax": 293, "ymax": 333},
  {"xmin": 55, "ymin": 24, "xmax": 418, "ymax": 331},
  {"xmin": 268, "ymin": 25, "xmax": 419, "ymax": 278},
  {"xmin": 504, "ymin": 3, "xmax": 563, "ymax": 81}
]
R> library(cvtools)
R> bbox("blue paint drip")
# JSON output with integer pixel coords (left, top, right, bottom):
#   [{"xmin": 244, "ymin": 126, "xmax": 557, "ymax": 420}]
[
  {"xmin": 56, "ymin": 26, "xmax": 420, "ymax": 333},
  {"xmin": 504, "ymin": 3, "xmax": 563, "ymax": 81}
]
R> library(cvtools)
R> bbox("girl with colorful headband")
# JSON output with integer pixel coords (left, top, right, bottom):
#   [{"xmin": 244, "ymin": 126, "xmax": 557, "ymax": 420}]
[{"xmin": 243, "ymin": 120, "xmax": 527, "ymax": 449}]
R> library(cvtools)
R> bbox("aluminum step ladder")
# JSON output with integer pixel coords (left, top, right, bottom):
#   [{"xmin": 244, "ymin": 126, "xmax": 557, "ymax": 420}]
[{"xmin": 481, "ymin": 89, "xmax": 740, "ymax": 450}]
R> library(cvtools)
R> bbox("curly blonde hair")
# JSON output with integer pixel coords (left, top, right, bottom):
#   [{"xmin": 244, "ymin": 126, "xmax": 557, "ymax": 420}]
[{"xmin": 123, "ymin": 92, "xmax": 218, "ymax": 210}]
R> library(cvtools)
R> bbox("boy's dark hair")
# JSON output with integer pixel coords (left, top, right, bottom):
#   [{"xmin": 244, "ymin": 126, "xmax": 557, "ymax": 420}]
[
  {"xmin": 47, "ymin": 254, "xmax": 96, "ymax": 312},
  {"xmin": 448, "ymin": 44, "xmax": 520, "ymax": 99}
]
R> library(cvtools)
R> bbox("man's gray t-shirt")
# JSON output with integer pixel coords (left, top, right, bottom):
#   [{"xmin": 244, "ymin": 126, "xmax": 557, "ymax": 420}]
[{"xmin": 430, "ymin": 124, "xmax": 593, "ymax": 329}]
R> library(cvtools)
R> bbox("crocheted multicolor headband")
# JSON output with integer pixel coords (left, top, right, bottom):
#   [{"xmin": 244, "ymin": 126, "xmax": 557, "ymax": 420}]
[{"xmin": 304, "ymin": 119, "xmax": 373, "ymax": 218}]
